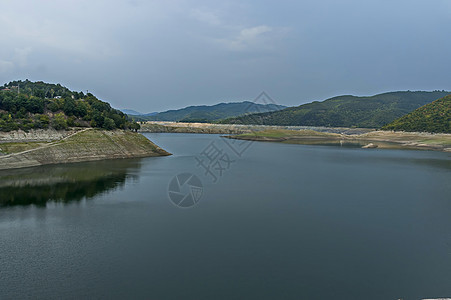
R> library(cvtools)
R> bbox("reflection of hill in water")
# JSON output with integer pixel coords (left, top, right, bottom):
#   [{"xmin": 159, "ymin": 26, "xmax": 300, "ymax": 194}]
[{"xmin": 0, "ymin": 159, "xmax": 142, "ymax": 207}]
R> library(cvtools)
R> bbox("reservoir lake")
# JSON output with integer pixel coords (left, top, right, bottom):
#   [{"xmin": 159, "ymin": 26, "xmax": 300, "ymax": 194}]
[{"xmin": 1, "ymin": 133, "xmax": 450, "ymax": 299}]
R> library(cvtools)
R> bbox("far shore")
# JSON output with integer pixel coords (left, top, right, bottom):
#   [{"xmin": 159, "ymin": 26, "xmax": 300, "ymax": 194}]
[
  {"xmin": 139, "ymin": 121, "xmax": 374, "ymax": 135},
  {"xmin": 138, "ymin": 121, "xmax": 450, "ymax": 152},
  {"xmin": 227, "ymin": 129, "xmax": 451, "ymax": 152}
]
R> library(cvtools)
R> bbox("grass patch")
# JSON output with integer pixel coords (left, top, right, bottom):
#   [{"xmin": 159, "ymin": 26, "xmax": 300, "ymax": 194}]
[
  {"xmin": 417, "ymin": 138, "xmax": 451, "ymax": 146},
  {"xmin": 0, "ymin": 142, "xmax": 49, "ymax": 154},
  {"xmin": 54, "ymin": 129, "xmax": 162, "ymax": 153}
]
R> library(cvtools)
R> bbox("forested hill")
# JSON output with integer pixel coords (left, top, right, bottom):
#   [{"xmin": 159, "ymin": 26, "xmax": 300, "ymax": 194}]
[
  {"xmin": 0, "ymin": 80, "xmax": 140, "ymax": 132},
  {"xmin": 135, "ymin": 101, "xmax": 286, "ymax": 122},
  {"xmin": 220, "ymin": 91, "xmax": 450, "ymax": 128},
  {"xmin": 381, "ymin": 94, "xmax": 451, "ymax": 133}
]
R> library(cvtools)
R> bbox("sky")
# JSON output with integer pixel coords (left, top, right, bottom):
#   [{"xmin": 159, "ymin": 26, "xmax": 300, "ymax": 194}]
[{"xmin": 0, "ymin": 0, "xmax": 450, "ymax": 113}]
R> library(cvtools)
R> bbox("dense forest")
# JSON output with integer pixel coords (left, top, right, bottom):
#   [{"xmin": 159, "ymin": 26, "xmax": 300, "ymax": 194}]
[
  {"xmin": 0, "ymin": 80, "xmax": 140, "ymax": 132},
  {"xmin": 381, "ymin": 94, "xmax": 451, "ymax": 133},
  {"xmin": 220, "ymin": 91, "xmax": 450, "ymax": 128}
]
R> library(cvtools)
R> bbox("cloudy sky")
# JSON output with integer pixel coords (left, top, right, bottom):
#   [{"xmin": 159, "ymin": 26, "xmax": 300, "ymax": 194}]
[{"xmin": 1, "ymin": 0, "xmax": 450, "ymax": 112}]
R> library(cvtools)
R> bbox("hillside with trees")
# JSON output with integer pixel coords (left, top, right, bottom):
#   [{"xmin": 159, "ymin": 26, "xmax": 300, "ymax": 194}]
[
  {"xmin": 381, "ymin": 94, "xmax": 451, "ymax": 133},
  {"xmin": 133, "ymin": 101, "xmax": 286, "ymax": 122},
  {"xmin": 220, "ymin": 91, "xmax": 450, "ymax": 128},
  {"xmin": 0, "ymin": 80, "xmax": 140, "ymax": 132}
]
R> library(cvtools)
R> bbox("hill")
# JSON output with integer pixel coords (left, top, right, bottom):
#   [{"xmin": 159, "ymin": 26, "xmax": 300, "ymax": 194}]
[
  {"xmin": 0, "ymin": 80, "xmax": 140, "ymax": 132},
  {"xmin": 120, "ymin": 109, "xmax": 144, "ymax": 115},
  {"xmin": 381, "ymin": 94, "xmax": 451, "ymax": 133},
  {"xmin": 132, "ymin": 101, "xmax": 286, "ymax": 122},
  {"xmin": 220, "ymin": 91, "xmax": 450, "ymax": 128}
]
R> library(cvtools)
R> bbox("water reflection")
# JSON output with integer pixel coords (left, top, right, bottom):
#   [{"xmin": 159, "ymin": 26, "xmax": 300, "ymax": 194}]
[{"xmin": 0, "ymin": 159, "xmax": 143, "ymax": 207}]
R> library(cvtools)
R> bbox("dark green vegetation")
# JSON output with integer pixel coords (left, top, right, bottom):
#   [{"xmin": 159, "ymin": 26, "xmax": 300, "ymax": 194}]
[
  {"xmin": 221, "ymin": 91, "xmax": 450, "ymax": 128},
  {"xmin": 132, "ymin": 101, "xmax": 286, "ymax": 122},
  {"xmin": 382, "ymin": 95, "xmax": 451, "ymax": 133},
  {"xmin": 0, "ymin": 80, "xmax": 140, "ymax": 132}
]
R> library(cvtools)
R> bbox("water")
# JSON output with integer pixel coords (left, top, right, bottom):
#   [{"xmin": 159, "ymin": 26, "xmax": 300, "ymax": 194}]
[{"xmin": 0, "ymin": 133, "xmax": 450, "ymax": 299}]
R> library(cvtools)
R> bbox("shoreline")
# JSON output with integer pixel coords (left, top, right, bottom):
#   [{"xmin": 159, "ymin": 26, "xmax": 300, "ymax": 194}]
[
  {"xmin": 138, "ymin": 121, "xmax": 450, "ymax": 152},
  {"xmin": 2, "ymin": 124, "xmax": 448, "ymax": 172},
  {"xmin": 0, "ymin": 129, "xmax": 170, "ymax": 170},
  {"xmin": 139, "ymin": 121, "xmax": 374, "ymax": 135},
  {"xmin": 225, "ymin": 129, "xmax": 451, "ymax": 152}
]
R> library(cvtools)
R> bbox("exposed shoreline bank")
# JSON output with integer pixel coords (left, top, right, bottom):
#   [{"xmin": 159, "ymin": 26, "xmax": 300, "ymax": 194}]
[
  {"xmin": 0, "ymin": 129, "xmax": 170, "ymax": 170},
  {"xmin": 226, "ymin": 129, "xmax": 451, "ymax": 152},
  {"xmin": 139, "ymin": 121, "xmax": 374, "ymax": 135},
  {"xmin": 138, "ymin": 121, "xmax": 451, "ymax": 152}
]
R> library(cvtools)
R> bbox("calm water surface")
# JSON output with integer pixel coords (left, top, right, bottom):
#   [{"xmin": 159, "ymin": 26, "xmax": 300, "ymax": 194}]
[{"xmin": 0, "ymin": 133, "xmax": 450, "ymax": 299}]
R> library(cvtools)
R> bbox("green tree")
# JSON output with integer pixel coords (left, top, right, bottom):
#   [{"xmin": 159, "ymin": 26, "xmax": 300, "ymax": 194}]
[
  {"xmin": 63, "ymin": 98, "xmax": 76, "ymax": 116},
  {"xmin": 52, "ymin": 113, "xmax": 68, "ymax": 130},
  {"xmin": 103, "ymin": 117, "xmax": 116, "ymax": 130},
  {"xmin": 129, "ymin": 122, "xmax": 140, "ymax": 132},
  {"xmin": 48, "ymin": 101, "xmax": 59, "ymax": 112}
]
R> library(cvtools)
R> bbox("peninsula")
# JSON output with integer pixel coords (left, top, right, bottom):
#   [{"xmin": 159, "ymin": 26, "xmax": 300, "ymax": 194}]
[{"xmin": 0, "ymin": 80, "xmax": 170, "ymax": 170}]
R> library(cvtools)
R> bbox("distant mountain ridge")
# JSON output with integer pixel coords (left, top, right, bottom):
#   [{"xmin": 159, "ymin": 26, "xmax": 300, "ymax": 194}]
[
  {"xmin": 131, "ymin": 101, "xmax": 286, "ymax": 122},
  {"xmin": 120, "ymin": 109, "xmax": 158, "ymax": 116},
  {"xmin": 381, "ymin": 94, "xmax": 451, "ymax": 133},
  {"xmin": 220, "ymin": 91, "xmax": 450, "ymax": 128},
  {"xmin": 120, "ymin": 109, "xmax": 144, "ymax": 115}
]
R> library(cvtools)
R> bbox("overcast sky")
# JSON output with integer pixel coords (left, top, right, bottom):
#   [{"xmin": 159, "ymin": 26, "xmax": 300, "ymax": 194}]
[{"xmin": 1, "ymin": 0, "xmax": 450, "ymax": 112}]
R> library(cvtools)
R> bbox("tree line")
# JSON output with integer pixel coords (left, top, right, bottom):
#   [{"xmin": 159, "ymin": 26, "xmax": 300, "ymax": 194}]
[{"xmin": 0, "ymin": 80, "xmax": 140, "ymax": 132}]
